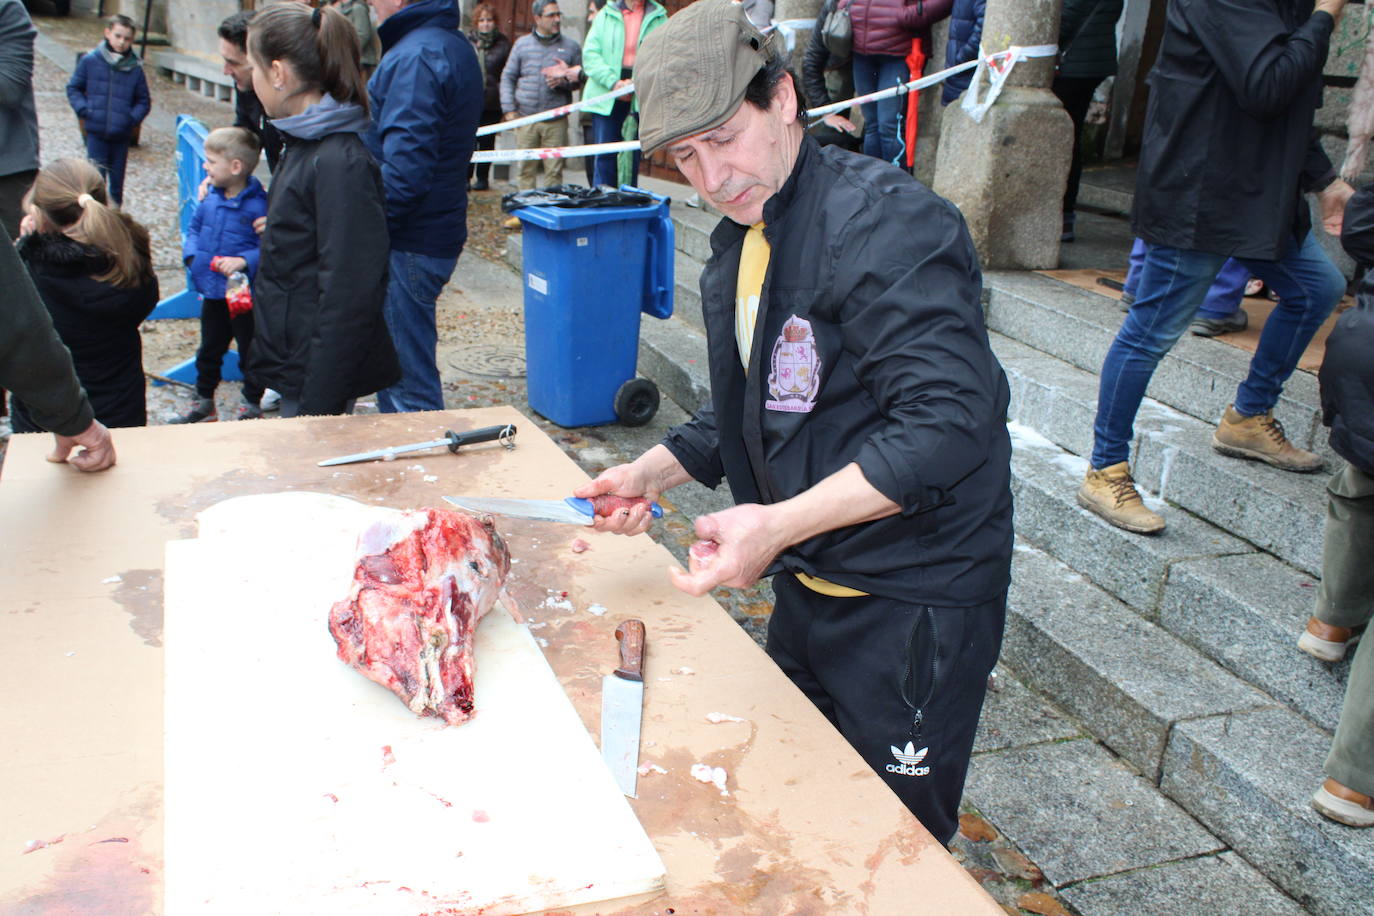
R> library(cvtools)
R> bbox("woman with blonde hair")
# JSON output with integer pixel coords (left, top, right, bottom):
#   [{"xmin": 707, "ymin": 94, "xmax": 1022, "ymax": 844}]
[{"xmin": 9, "ymin": 158, "xmax": 158, "ymax": 431}]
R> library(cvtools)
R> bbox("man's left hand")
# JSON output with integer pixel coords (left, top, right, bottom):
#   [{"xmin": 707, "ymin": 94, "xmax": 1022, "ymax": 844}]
[
  {"xmin": 667, "ymin": 504, "xmax": 788, "ymax": 597},
  {"xmin": 1320, "ymin": 177, "xmax": 1355, "ymax": 236}
]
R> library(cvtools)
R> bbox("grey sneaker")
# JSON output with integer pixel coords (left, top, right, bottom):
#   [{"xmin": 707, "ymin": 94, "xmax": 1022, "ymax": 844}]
[
  {"xmin": 236, "ymin": 401, "xmax": 263, "ymax": 420},
  {"xmin": 1190, "ymin": 308, "xmax": 1248, "ymax": 337},
  {"xmin": 169, "ymin": 397, "xmax": 217, "ymax": 424}
]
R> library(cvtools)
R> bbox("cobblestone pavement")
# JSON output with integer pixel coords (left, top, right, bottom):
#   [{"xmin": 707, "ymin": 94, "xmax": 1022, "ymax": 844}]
[{"xmin": 3, "ymin": 10, "xmax": 1080, "ymax": 914}]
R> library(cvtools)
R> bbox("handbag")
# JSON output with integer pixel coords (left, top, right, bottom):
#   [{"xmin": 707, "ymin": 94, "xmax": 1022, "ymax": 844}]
[{"xmin": 821, "ymin": 0, "xmax": 852, "ymax": 59}]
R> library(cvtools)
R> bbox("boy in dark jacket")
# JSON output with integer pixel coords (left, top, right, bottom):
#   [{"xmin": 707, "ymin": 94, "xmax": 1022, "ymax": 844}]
[
  {"xmin": 65, "ymin": 14, "xmax": 150, "ymax": 207},
  {"xmin": 173, "ymin": 127, "xmax": 268, "ymax": 424}
]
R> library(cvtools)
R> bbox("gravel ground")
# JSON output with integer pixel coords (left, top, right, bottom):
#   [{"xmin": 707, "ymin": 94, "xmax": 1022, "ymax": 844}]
[{"xmin": 3, "ymin": 12, "xmax": 1079, "ymax": 913}]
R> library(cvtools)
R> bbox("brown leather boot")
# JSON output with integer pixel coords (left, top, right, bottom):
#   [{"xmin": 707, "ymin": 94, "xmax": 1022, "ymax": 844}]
[
  {"xmin": 1312, "ymin": 778, "xmax": 1374, "ymax": 827},
  {"xmin": 1077, "ymin": 462, "xmax": 1166, "ymax": 534},
  {"xmin": 1297, "ymin": 616, "xmax": 1357, "ymax": 663},
  {"xmin": 1212, "ymin": 405, "xmax": 1322, "ymax": 472}
]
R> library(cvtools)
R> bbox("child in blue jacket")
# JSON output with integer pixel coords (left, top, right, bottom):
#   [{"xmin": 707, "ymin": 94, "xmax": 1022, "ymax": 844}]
[
  {"xmin": 65, "ymin": 14, "xmax": 150, "ymax": 207},
  {"xmin": 172, "ymin": 127, "xmax": 268, "ymax": 423}
]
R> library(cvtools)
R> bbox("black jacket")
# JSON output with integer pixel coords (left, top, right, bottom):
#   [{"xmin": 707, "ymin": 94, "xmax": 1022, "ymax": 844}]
[
  {"xmin": 1326, "ymin": 184, "xmax": 1374, "ymax": 475},
  {"xmin": 1132, "ymin": 0, "xmax": 1337, "ymax": 260},
  {"xmin": 253, "ymin": 125, "xmax": 399, "ymax": 415},
  {"xmin": 234, "ymin": 88, "xmax": 284, "ymax": 172},
  {"xmin": 0, "ymin": 223, "xmax": 93, "ymax": 436},
  {"xmin": 1057, "ymin": 0, "xmax": 1123, "ymax": 82},
  {"xmin": 11, "ymin": 232, "xmax": 157, "ymax": 430},
  {"xmin": 663, "ymin": 136, "xmax": 1013, "ymax": 606}
]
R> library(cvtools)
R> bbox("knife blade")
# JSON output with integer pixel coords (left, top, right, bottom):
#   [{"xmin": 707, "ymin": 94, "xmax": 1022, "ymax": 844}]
[
  {"xmin": 443, "ymin": 495, "xmax": 664, "ymax": 526},
  {"xmin": 317, "ymin": 424, "xmax": 516, "ymax": 467},
  {"xmin": 601, "ymin": 619, "xmax": 646, "ymax": 798}
]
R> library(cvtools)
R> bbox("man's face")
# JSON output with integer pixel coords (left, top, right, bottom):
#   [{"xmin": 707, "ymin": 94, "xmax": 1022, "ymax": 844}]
[
  {"xmin": 105, "ymin": 25, "xmax": 135, "ymax": 54},
  {"xmin": 220, "ymin": 38, "xmax": 253, "ymax": 92},
  {"xmin": 666, "ymin": 75, "xmax": 801, "ymax": 227},
  {"xmin": 534, "ymin": 3, "xmax": 561, "ymax": 35},
  {"xmin": 370, "ymin": 0, "xmax": 407, "ymax": 25}
]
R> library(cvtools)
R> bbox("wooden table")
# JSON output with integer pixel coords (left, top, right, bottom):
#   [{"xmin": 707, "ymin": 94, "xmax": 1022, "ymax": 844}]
[{"xmin": 0, "ymin": 406, "xmax": 999, "ymax": 914}]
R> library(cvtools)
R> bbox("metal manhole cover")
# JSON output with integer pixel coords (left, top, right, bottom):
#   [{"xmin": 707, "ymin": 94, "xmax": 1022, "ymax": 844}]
[{"xmin": 447, "ymin": 344, "xmax": 527, "ymax": 379}]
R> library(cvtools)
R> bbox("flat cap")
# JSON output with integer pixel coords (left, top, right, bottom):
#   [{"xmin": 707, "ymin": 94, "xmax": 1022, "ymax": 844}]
[{"xmin": 635, "ymin": 0, "xmax": 775, "ymax": 155}]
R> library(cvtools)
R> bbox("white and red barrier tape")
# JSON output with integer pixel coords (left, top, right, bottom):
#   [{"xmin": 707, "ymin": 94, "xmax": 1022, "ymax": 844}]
[{"xmin": 476, "ymin": 44, "xmax": 1058, "ymax": 160}]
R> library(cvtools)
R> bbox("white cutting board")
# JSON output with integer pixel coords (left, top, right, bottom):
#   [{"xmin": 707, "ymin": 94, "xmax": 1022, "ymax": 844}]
[{"xmin": 164, "ymin": 492, "xmax": 665, "ymax": 915}]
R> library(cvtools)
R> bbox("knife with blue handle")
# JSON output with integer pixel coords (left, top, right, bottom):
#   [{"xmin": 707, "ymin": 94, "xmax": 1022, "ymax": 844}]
[{"xmin": 443, "ymin": 495, "xmax": 664, "ymax": 526}]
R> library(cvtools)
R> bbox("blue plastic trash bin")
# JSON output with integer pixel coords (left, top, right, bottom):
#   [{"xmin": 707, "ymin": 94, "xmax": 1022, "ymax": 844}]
[{"xmin": 515, "ymin": 188, "xmax": 674, "ymax": 427}]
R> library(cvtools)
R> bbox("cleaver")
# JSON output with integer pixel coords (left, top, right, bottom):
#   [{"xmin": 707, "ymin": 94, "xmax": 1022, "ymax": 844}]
[{"xmin": 601, "ymin": 619, "xmax": 646, "ymax": 798}]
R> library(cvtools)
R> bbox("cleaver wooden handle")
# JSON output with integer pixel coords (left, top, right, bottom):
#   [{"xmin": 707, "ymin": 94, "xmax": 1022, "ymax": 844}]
[{"xmin": 614, "ymin": 619, "xmax": 646, "ymax": 682}]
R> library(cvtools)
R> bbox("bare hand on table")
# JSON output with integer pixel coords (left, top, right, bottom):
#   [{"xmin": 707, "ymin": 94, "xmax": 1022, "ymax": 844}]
[
  {"xmin": 48, "ymin": 419, "xmax": 116, "ymax": 472},
  {"xmin": 1320, "ymin": 177, "xmax": 1355, "ymax": 237},
  {"xmin": 1315, "ymin": 0, "xmax": 1349, "ymax": 25}
]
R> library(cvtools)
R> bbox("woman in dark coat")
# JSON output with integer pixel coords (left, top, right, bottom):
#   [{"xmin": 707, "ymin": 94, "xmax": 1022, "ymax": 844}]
[
  {"xmin": 467, "ymin": 3, "xmax": 512, "ymax": 191},
  {"xmin": 10, "ymin": 158, "xmax": 158, "ymax": 431}
]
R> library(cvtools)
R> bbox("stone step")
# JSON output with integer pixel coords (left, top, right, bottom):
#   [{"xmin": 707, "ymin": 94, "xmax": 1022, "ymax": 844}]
[
  {"xmin": 673, "ymin": 248, "xmax": 705, "ymax": 336},
  {"xmin": 637, "ymin": 314, "xmax": 710, "ymax": 417},
  {"xmin": 1003, "ymin": 544, "xmax": 1374, "ymax": 916},
  {"xmin": 149, "ymin": 50, "xmax": 235, "ymax": 103},
  {"xmin": 1163, "ymin": 706, "xmax": 1374, "ymax": 916},
  {"xmin": 1006, "ymin": 425, "xmax": 1344, "ymax": 736},
  {"xmin": 1003, "ymin": 542, "xmax": 1272, "ymax": 784},
  {"xmin": 983, "ymin": 271, "xmax": 1327, "ymax": 453},
  {"xmin": 992, "ymin": 332, "xmax": 1333, "ymax": 575},
  {"xmin": 1160, "ymin": 553, "xmax": 1349, "ymax": 734}
]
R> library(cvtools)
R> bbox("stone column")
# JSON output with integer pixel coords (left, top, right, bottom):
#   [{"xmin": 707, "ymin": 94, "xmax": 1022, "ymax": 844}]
[{"xmin": 931, "ymin": 0, "xmax": 1071, "ymax": 270}]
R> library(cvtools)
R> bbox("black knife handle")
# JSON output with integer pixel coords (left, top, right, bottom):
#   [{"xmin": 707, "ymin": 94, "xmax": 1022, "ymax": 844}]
[
  {"xmin": 445, "ymin": 424, "xmax": 517, "ymax": 453},
  {"xmin": 615, "ymin": 620, "xmax": 646, "ymax": 682}
]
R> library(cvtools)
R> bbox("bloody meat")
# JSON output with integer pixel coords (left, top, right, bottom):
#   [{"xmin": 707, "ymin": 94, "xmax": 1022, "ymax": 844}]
[{"xmin": 328, "ymin": 508, "xmax": 511, "ymax": 725}]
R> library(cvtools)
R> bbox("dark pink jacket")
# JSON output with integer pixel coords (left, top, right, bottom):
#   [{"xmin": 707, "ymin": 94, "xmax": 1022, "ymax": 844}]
[{"xmin": 850, "ymin": 0, "xmax": 953, "ymax": 58}]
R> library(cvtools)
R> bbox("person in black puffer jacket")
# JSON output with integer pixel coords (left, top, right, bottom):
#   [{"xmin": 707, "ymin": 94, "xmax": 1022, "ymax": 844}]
[
  {"xmin": 246, "ymin": 4, "xmax": 399, "ymax": 418},
  {"xmin": 10, "ymin": 158, "xmax": 158, "ymax": 432},
  {"xmin": 1301, "ymin": 183, "xmax": 1374, "ymax": 829},
  {"xmin": 1052, "ymin": 0, "xmax": 1123, "ymax": 242}
]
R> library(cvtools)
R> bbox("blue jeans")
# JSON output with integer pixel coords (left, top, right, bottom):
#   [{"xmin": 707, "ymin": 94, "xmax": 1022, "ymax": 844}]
[
  {"xmin": 1123, "ymin": 238, "xmax": 1249, "ymax": 319},
  {"xmin": 1092, "ymin": 232, "xmax": 1345, "ymax": 469},
  {"xmin": 377, "ymin": 249, "xmax": 457, "ymax": 414},
  {"xmin": 591, "ymin": 98, "xmax": 641, "ymax": 187},
  {"xmin": 851, "ymin": 52, "xmax": 908, "ymax": 165},
  {"xmin": 85, "ymin": 133, "xmax": 130, "ymax": 205}
]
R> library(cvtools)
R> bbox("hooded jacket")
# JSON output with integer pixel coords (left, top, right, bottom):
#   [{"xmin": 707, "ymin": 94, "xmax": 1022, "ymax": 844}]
[
  {"xmin": 253, "ymin": 95, "xmax": 399, "ymax": 415},
  {"xmin": 850, "ymin": 0, "xmax": 953, "ymax": 59},
  {"xmin": 663, "ymin": 136, "xmax": 1012, "ymax": 606},
  {"xmin": 12, "ymin": 232, "xmax": 157, "ymax": 430},
  {"xmin": 66, "ymin": 41, "xmax": 150, "ymax": 140},
  {"xmin": 365, "ymin": 0, "xmax": 481, "ymax": 259},
  {"xmin": 1132, "ymin": 0, "xmax": 1337, "ymax": 260},
  {"xmin": 182, "ymin": 176, "xmax": 268, "ymax": 300},
  {"xmin": 1326, "ymin": 184, "xmax": 1374, "ymax": 475}
]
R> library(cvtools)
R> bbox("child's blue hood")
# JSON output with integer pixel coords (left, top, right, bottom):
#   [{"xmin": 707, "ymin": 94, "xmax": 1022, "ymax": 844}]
[{"xmin": 271, "ymin": 93, "xmax": 371, "ymax": 140}]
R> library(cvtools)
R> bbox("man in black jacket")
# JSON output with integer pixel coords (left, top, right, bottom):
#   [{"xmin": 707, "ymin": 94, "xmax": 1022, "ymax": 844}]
[
  {"xmin": 574, "ymin": 0, "xmax": 1012, "ymax": 847},
  {"xmin": 1078, "ymin": 0, "xmax": 1353, "ymax": 535},
  {"xmin": 218, "ymin": 11, "xmax": 283, "ymax": 172}
]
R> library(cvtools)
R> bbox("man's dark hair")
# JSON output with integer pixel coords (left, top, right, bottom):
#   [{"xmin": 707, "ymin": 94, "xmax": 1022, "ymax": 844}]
[
  {"xmin": 743, "ymin": 55, "xmax": 807, "ymax": 115},
  {"xmin": 218, "ymin": 10, "xmax": 255, "ymax": 51},
  {"xmin": 532, "ymin": 0, "xmax": 559, "ymax": 17}
]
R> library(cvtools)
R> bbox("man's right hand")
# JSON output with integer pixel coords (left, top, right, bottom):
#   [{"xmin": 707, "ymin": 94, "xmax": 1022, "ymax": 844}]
[
  {"xmin": 1315, "ymin": 0, "xmax": 1348, "ymax": 24},
  {"xmin": 503, "ymin": 111, "xmax": 518, "ymax": 121},
  {"xmin": 571, "ymin": 444, "xmax": 692, "ymax": 535},
  {"xmin": 822, "ymin": 113, "xmax": 857, "ymax": 134},
  {"xmin": 48, "ymin": 419, "xmax": 116, "ymax": 472}
]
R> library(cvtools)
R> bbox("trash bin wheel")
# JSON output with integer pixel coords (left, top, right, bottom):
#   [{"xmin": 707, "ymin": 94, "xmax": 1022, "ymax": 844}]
[{"xmin": 614, "ymin": 378, "xmax": 659, "ymax": 427}]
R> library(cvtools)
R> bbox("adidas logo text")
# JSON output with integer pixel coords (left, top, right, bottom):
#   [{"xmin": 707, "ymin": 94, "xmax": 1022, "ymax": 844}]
[{"xmin": 886, "ymin": 741, "xmax": 930, "ymax": 778}]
